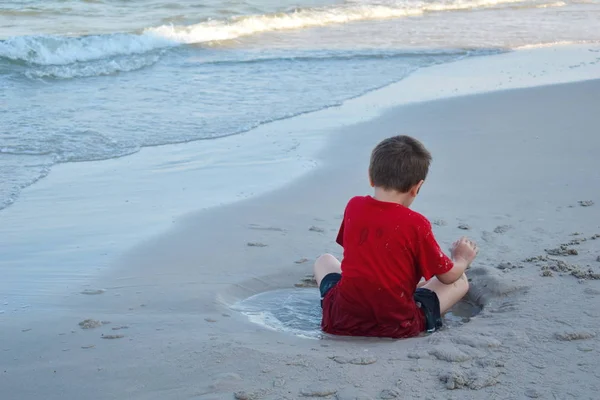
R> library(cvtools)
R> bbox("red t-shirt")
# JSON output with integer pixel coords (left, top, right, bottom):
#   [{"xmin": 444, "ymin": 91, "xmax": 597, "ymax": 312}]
[{"xmin": 321, "ymin": 195, "xmax": 453, "ymax": 338}]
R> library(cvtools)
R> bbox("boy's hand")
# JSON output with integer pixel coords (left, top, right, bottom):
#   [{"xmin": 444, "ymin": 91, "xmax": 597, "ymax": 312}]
[{"xmin": 451, "ymin": 236, "xmax": 478, "ymax": 266}]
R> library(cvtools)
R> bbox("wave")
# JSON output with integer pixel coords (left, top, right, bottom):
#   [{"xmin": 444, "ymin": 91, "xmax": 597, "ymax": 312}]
[
  {"xmin": 195, "ymin": 48, "xmax": 476, "ymax": 66},
  {"xmin": 534, "ymin": 1, "xmax": 566, "ymax": 7},
  {"xmin": 514, "ymin": 40, "xmax": 600, "ymax": 50},
  {"xmin": 1, "ymin": 0, "xmax": 529, "ymax": 69},
  {"xmin": 23, "ymin": 52, "xmax": 163, "ymax": 79},
  {"xmin": 0, "ymin": 33, "xmax": 175, "ymax": 66},
  {"xmin": 145, "ymin": 0, "xmax": 527, "ymax": 44}
]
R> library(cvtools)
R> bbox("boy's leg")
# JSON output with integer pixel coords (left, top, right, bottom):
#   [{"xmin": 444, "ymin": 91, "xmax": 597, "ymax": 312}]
[
  {"xmin": 313, "ymin": 254, "xmax": 342, "ymax": 287},
  {"xmin": 422, "ymin": 273, "xmax": 469, "ymax": 314}
]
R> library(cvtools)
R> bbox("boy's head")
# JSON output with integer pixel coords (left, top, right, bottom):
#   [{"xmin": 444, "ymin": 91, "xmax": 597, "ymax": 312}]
[{"xmin": 369, "ymin": 135, "xmax": 431, "ymax": 200}]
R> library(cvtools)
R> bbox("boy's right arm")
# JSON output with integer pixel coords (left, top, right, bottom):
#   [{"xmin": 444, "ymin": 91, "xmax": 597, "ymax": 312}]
[{"xmin": 436, "ymin": 237, "xmax": 478, "ymax": 284}]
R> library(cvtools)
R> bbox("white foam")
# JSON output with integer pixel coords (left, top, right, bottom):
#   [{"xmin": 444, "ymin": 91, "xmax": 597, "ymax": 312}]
[
  {"xmin": 0, "ymin": 33, "xmax": 175, "ymax": 65},
  {"xmin": 534, "ymin": 1, "xmax": 566, "ymax": 7},
  {"xmin": 145, "ymin": 0, "xmax": 528, "ymax": 44},
  {"xmin": 24, "ymin": 52, "xmax": 162, "ymax": 79},
  {"xmin": 514, "ymin": 40, "xmax": 600, "ymax": 50}
]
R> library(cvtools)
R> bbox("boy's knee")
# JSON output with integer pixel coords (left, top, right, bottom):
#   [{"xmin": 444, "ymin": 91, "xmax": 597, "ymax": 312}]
[
  {"xmin": 315, "ymin": 253, "xmax": 334, "ymax": 267},
  {"xmin": 458, "ymin": 274, "xmax": 469, "ymax": 294},
  {"xmin": 314, "ymin": 253, "xmax": 337, "ymax": 272}
]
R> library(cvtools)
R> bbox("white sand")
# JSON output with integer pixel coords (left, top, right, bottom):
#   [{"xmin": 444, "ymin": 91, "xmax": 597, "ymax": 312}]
[{"xmin": 1, "ymin": 44, "xmax": 600, "ymax": 399}]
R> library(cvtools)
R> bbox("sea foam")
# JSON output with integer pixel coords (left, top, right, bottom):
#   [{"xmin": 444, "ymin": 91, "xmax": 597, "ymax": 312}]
[
  {"xmin": 146, "ymin": 0, "xmax": 528, "ymax": 44},
  {"xmin": 1, "ymin": 0, "xmax": 529, "ymax": 69}
]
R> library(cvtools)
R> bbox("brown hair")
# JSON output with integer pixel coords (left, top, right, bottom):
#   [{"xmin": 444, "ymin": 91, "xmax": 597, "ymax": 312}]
[{"xmin": 369, "ymin": 135, "xmax": 432, "ymax": 193}]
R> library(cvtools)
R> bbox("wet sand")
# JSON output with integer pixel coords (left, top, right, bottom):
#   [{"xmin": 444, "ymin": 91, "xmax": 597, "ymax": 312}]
[{"xmin": 1, "ymin": 47, "xmax": 600, "ymax": 399}]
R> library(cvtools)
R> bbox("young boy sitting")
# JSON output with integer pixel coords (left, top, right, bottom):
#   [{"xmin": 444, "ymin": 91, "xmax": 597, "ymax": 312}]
[{"xmin": 314, "ymin": 135, "xmax": 478, "ymax": 338}]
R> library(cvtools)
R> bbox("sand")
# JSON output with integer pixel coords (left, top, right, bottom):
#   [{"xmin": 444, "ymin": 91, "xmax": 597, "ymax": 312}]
[{"xmin": 1, "ymin": 45, "xmax": 600, "ymax": 399}]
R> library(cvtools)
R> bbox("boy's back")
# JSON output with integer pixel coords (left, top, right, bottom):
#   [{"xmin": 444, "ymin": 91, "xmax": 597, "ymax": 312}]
[{"xmin": 321, "ymin": 195, "xmax": 453, "ymax": 338}]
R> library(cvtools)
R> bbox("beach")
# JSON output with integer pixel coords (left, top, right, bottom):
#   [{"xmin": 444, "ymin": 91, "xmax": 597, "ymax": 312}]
[{"xmin": 1, "ymin": 43, "xmax": 600, "ymax": 399}]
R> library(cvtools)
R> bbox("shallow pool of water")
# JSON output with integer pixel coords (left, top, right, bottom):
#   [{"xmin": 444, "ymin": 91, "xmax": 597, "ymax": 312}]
[{"xmin": 232, "ymin": 288, "xmax": 481, "ymax": 339}]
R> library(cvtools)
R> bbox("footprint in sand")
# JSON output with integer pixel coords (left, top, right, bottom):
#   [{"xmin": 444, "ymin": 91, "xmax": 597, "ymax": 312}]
[
  {"xmin": 555, "ymin": 330, "xmax": 596, "ymax": 341},
  {"xmin": 525, "ymin": 388, "xmax": 543, "ymax": 398},
  {"xmin": 80, "ymin": 289, "xmax": 106, "ymax": 295},
  {"xmin": 247, "ymin": 242, "xmax": 268, "ymax": 247},
  {"xmin": 78, "ymin": 319, "xmax": 110, "ymax": 329},
  {"xmin": 299, "ymin": 387, "xmax": 337, "ymax": 397},
  {"xmin": 247, "ymin": 224, "xmax": 285, "ymax": 232},
  {"xmin": 438, "ymin": 367, "xmax": 501, "ymax": 390},
  {"xmin": 579, "ymin": 200, "xmax": 594, "ymax": 207},
  {"xmin": 337, "ymin": 388, "xmax": 373, "ymax": 400},
  {"xmin": 101, "ymin": 334, "xmax": 124, "ymax": 339},
  {"xmin": 379, "ymin": 389, "xmax": 401, "ymax": 399},
  {"xmin": 272, "ymin": 378, "xmax": 285, "ymax": 388},
  {"xmin": 294, "ymin": 275, "xmax": 317, "ymax": 288},
  {"xmin": 309, "ymin": 226, "xmax": 325, "ymax": 233},
  {"xmin": 234, "ymin": 389, "xmax": 271, "ymax": 400},
  {"xmin": 496, "ymin": 262, "xmax": 522, "ymax": 270},
  {"xmin": 428, "ymin": 345, "xmax": 472, "ymax": 362},
  {"xmin": 493, "ymin": 225, "xmax": 512, "ymax": 234},
  {"xmin": 329, "ymin": 356, "xmax": 377, "ymax": 365},
  {"xmin": 481, "ymin": 231, "xmax": 494, "ymax": 243},
  {"xmin": 584, "ymin": 287, "xmax": 600, "ymax": 296},
  {"xmin": 111, "ymin": 326, "xmax": 129, "ymax": 331},
  {"xmin": 208, "ymin": 372, "xmax": 243, "ymax": 392}
]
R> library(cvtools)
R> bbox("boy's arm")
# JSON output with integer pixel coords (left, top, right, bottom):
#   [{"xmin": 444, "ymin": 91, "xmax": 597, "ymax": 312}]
[
  {"xmin": 415, "ymin": 220, "xmax": 477, "ymax": 284},
  {"xmin": 415, "ymin": 220, "xmax": 454, "ymax": 282},
  {"xmin": 436, "ymin": 237, "xmax": 478, "ymax": 284},
  {"xmin": 436, "ymin": 256, "xmax": 469, "ymax": 284}
]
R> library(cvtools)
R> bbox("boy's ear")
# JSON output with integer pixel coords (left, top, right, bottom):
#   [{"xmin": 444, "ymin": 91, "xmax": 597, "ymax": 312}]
[
  {"xmin": 410, "ymin": 180, "xmax": 424, "ymax": 197},
  {"xmin": 368, "ymin": 169, "xmax": 374, "ymax": 187}
]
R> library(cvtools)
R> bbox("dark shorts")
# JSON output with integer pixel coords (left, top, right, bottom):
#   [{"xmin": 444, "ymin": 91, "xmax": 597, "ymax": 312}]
[
  {"xmin": 319, "ymin": 272, "xmax": 342, "ymax": 304},
  {"xmin": 414, "ymin": 287, "xmax": 443, "ymax": 333},
  {"xmin": 319, "ymin": 273, "xmax": 443, "ymax": 333}
]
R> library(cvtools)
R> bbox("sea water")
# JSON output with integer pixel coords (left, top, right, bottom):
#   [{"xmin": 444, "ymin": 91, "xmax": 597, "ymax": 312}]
[{"xmin": 2, "ymin": 0, "xmax": 600, "ymax": 210}]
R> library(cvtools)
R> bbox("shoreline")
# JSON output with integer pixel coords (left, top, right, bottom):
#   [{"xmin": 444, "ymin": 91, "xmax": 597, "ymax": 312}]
[
  {"xmin": 1, "ymin": 44, "xmax": 599, "ymax": 399},
  {"xmin": 1, "ymin": 43, "xmax": 600, "ymax": 305}
]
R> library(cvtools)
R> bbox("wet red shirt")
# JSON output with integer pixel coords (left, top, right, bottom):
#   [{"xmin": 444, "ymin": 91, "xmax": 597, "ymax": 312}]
[{"xmin": 321, "ymin": 196, "xmax": 453, "ymax": 338}]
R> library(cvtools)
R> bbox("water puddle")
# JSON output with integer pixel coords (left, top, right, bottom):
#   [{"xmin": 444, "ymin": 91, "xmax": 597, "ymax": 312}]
[
  {"xmin": 232, "ymin": 288, "xmax": 481, "ymax": 339},
  {"xmin": 232, "ymin": 288, "xmax": 322, "ymax": 339},
  {"xmin": 445, "ymin": 298, "xmax": 483, "ymax": 327}
]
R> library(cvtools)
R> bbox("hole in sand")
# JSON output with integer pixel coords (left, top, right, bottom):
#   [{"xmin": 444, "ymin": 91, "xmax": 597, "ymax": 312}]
[
  {"xmin": 232, "ymin": 288, "xmax": 323, "ymax": 339},
  {"xmin": 232, "ymin": 288, "xmax": 480, "ymax": 339},
  {"xmin": 445, "ymin": 298, "xmax": 483, "ymax": 327}
]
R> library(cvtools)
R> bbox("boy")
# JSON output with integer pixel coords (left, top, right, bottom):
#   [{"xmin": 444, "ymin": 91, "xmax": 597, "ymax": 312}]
[{"xmin": 314, "ymin": 135, "xmax": 478, "ymax": 338}]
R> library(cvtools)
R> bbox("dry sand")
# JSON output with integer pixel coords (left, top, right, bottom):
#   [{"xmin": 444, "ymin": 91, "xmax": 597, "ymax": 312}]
[{"xmin": 1, "ymin": 48, "xmax": 600, "ymax": 399}]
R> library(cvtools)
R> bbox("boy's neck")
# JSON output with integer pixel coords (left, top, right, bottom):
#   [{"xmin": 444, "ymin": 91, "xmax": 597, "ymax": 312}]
[{"xmin": 372, "ymin": 187, "xmax": 413, "ymax": 208}]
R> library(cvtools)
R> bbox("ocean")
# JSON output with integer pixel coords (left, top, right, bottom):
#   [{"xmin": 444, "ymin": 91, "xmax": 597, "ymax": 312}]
[{"xmin": 1, "ymin": 0, "xmax": 599, "ymax": 211}]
